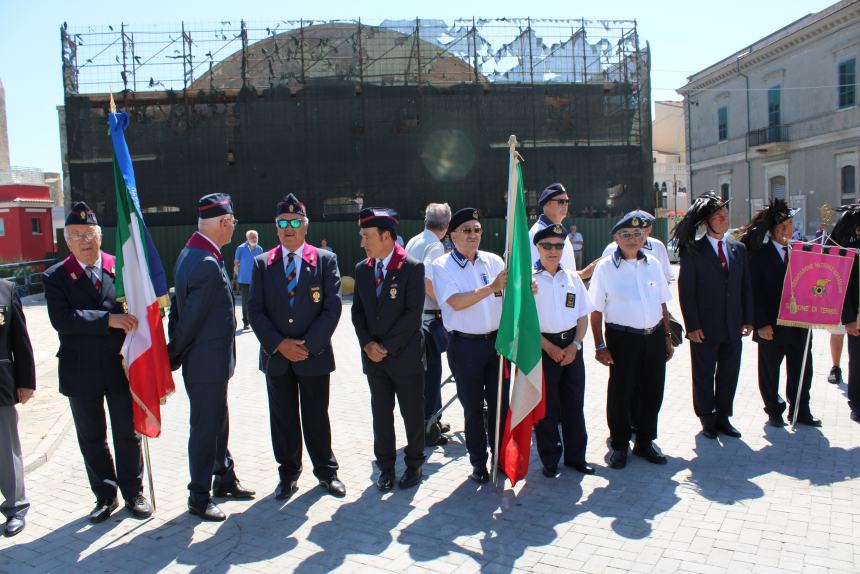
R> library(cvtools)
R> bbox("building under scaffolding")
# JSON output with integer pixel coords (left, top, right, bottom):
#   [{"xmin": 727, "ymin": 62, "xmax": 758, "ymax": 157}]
[{"xmin": 60, "ymin": 18, "xmax": 652, "ymax": 230}]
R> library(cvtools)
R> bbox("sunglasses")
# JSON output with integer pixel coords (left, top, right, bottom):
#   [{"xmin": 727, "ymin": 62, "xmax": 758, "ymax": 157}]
[
  {"xmin": 277, "ymin": 219, "xmax": 303, "ymax": 229},
  {"xmin": 550, "ymin": 198, "xmax": 570, "ymax": 205},
  {"xmin": 458, "ymin": 227, "xmax": 483, "ymax": 235},
  {"xmin": 538, "ymin": 242, "xmax": 565, "ymax": 251},
  {"xmin": 618, "ymin": 230, "xmax": 643, "ymax": 240}
]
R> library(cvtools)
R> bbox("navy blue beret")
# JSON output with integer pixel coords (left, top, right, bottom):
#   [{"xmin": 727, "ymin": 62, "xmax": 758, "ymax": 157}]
[
  {"xmin": 198, "ymin": 193, "xmax": 234, "ymax": 219},
  {"xmin": 538, "ymin": 183, "xmax": 567, "ymax": 206}
]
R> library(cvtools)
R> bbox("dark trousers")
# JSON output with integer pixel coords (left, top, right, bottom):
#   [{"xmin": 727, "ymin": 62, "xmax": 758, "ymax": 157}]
[
  {"xmin": 239, "ymin": 283, "xmax": 251, "ymax": 326},
  {"xmin": 534, "ymin": 347, "xmax": 587, "ymax": 468},
  {"xmin": 68, "ymin": 388, "xmax": 143, "ymax": 501},
  {"xmin": 266, "ymin": 367, "xmax": 338, "ymax": 482},
  {"xmin": 605, "ymin": 327, "xmax": 666, "ymax": 451},
  {"xmin": 690, "ymin": 338, "xmax": 742, "ymax": 420},
  {"xmin": 185, "ymin": 379, "xmax": 235, "ymax": 504},
  {"xmin": 367, "ymin": 369, "xmax": 425, "ymax": 471},
  {"xmin": 423, "ymin": 328, "xmax": 443, "ymax": 421},
  {"xmin": 847, "ymin": 334, "xmax": 860, "ymax": 412},
  {"xmin": 447, "ymin": 334, "xmax": 509, "ymax": 468},
  {"xmin": 757, "ymin": 328, "xmax": 813, "ymax": 417}
]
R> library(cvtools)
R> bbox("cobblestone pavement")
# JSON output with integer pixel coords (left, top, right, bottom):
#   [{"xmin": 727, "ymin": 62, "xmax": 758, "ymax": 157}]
[{"xmin": 2, "ymin": 270, "xmax": 860, "ymax": 573}]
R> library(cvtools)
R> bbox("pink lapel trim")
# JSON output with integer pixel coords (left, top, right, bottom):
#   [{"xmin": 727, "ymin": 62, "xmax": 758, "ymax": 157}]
[
  {"xmin": 266, "ymin": 246, "xmax": 283, "ymax": 267},
  {"xmin": 366, "ymin": 244, "xmax": 408, "ymax": 271},
  {"xmin": 100, "ymin": 251, "xmax": 116, "ymax": 277},
  {"xmin": 62, "ymin": 255, "xmax": 85, "ymax": 282},
  {"xmin": 302, "ymin": 244, "xmax": 319, "ymax": 268},
  {"xmin": 186, "ymin": 232, "xmax": 223, "ymax": 261}
]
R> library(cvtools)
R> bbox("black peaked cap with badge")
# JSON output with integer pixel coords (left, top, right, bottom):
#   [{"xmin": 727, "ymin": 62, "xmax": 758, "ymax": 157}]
[
  {"xmin": 533, "ymin": 223, "xmax": 568, "ymax": 245},
  {"xmin": 447, "ymin": 207, "xmax": 480, "ymax": 234},
  {"xmin": 358, "ymin": 207, "xmax": 399, "ymax": 231},
  {"xmin": 66, "ymin": 201, "xmax": 98, "ymax": 226},
  {"xmin": 276, "ymin": 193, "xmax": 306, "ymax": 217},
  {"xmin": 197, "ymin": 193, "xmax": 234, "ymax": 219}
]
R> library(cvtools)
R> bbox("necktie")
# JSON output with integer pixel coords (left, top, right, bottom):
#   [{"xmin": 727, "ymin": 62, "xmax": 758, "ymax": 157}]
[
  {"xmin": 717, "ymin": 240, "xmax": 728, "ymax": 273},
  {"xmin": 784, "ymin": 246, "xmax": 790, "ymax": 265},
  {"xmin": 375, "ymin": 261, "xmax": 385, "ymax": 300},
  {"xmin": 285, "ymin": 253, "xmax": 297, "ymax": 307},
  {"xmin": 86, "ymin": 265, "xmax": 102, "ymax": 291}
]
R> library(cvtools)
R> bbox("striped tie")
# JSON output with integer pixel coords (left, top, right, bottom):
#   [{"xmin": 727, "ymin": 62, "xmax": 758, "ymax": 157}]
[
  {"xmin": 86, "ymin": 265, "xmax": 102, "ymax": 291},
  {"xmin": 285, "ymin": 253, "xmax": 298, "ymax": 307},
  {"xmin": 375, "ymin": 260, "xmax": 385, "ymax": 300}
]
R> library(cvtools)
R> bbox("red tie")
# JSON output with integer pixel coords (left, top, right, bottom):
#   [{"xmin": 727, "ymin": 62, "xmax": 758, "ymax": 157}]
[{"xmin": 717, "ymin": 240, "xmax": 728, "ymax": 273}]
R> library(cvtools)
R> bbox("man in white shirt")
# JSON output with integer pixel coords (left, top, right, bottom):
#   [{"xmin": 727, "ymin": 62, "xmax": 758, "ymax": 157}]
[
  {"xmin": 432, "ymin": 208, "xmax": 508, "ymax": 484},
  {"xmin": 600, "ymin": 211, "xmax": 672, "ymax": 284},
  {"xmin": 590, "ymin": 211, "xmax": 674, "ymax": 470},
  {"xmin": 568, "ymin": 225, "xmax": 584, "ymax": 269},
  {"xmin": 529, "ymin": 183, "xmax": 577, "ymax": 270},
  {"xmin": 405, "ymin": 203, "xmax": 452, "ymax": 446}
]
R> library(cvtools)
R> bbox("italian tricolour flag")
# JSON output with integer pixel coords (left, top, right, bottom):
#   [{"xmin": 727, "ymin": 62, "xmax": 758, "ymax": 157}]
[
  {"xmin": 496, "ymin": 152, "xmax": 545, "ymax": 486},
  {"xmin": 109, "ymin": 111, "xmax": 175, "ymax": 438}
]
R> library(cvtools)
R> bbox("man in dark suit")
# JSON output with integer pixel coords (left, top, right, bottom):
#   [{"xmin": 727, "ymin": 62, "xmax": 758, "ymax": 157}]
[
  {"xmin": 740, "ymin": 199, "xmax": 820, "ymax": 428},
  {"xmin": 830, "ymin": 205, "xmax": 860, "ymax": 422},
  {"xmin": 43, "ymin": 202, "xmax": 152, "ymax": 523},
  {"xmin": 675, "ymin": 192, "xmax": 753, "ymax": 439},
  {"xmin": 168, "ymin": 194, "xmax": 254, "ymax": 522},
  {"xmin": 0, "ymin": 278, "xmax": 35, "ymax": 537},
  {"xmin": 352, "ymin": 208, "xmax": 426, "ymax": 491},
  {"xmin": 247, "ymin": 194, "xmax": 345, "ymax": 501}
]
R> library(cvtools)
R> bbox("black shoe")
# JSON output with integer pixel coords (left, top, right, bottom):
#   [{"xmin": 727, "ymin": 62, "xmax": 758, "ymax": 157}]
[
  {"xmin": 213, "ymin": 479, "xmax": 256, "ymax": 500},
  {"xmin": 274, "ymin": 480, "xmax": 298, "ymax": 501},
  {"xmin": 399, "ymin": 467, "xmax": 422, "ymax": 489},
  {"xmin": 3, "ymin": 515, "xmax": 25, "ymax": 537},
  {"xmin": 541, "ymin": 464, "xmax": 559, "ymax": 478},
  {"xmin": 89, "ymin": 498, "xmax": 119, "ymax": 523},
  {"xmin": 376, "ymin": 469, "xmax": 395, "ymax": 492},
  {"xmin": 243, "ymin": 322, "xmax": 250, "ymax": 330},
  {"xmin": 564, "ymin": 461, "xmax": 596, "ymax": 475},
  {"xmin": 716, "ymin": 418, "xmax": 742, "ymax": 438},
  {"xmin": 187, "ymin": 498, "xmax": 226, "ymax": 522},
  {"xmin": 794, "ymin": 414, "xmax": 822, "ymax": 427},
  {"xmin": 319, "ymin": 477, "xmax": 347, "ymax": 498},
  {"xmin": 828, "ymin": 366, "xmax": 843, "ymax": 385},
  {"xmin": 125, "ymin": 495, "xmax": 153, "ymax": 518},
  {"xmin": 469, "ymin": 466, "xmax": 490, "ymax": 484},
  {"xmin": 768, "ymin": 413, "xmax": 786, "ymax": 427},
  {"xmin": 609, "ymin": 450, "xmax": 627, "ymax": 469},
  {"xmin": 701, "ymin": 424, "xmax": 718, "ymax": 439},
  {"xmin": 632, "ymin": 442, "xmax": 668, "ymax": 465},
  {"xmin": 851, "ymin": 410, "xmax": 860, "ymax": 423}
]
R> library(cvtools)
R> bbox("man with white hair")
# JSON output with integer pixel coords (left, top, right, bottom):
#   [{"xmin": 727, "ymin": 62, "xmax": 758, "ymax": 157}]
[
  {"xmin": 233, "ymin": 229, "xmax": 263, "ymax": 330},
  {"xmin": 405, "ymin": 203, "xmax": 453, "ymax": 445},
  {"xmin": 169, "ymin": 193, "xmax": 255, "ymax": 521}
]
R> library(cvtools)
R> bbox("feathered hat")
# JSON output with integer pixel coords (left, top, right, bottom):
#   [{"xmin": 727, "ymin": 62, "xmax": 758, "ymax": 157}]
[
  {"xmin": 670, "ymin": 191, "xmax": 729, "ymax": 253},
  {"xmin": 738, "ymin": 198, "xmax": 800, "ymax": 251},
  {"xmin": 829, "ymin": 203, "xmax": 860, "ymax": 246}
]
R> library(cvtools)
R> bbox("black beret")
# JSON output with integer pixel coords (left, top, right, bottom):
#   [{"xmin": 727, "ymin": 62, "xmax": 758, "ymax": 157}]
[
  {"xmin": 611, "ymin": 210, "xmax": 650, "ymax": 235},
  {"xmin": 533, "ymin": 223, "xmax": 568, "ymax": 245},
  {"xmin": 359, "ymin": 207, "xmax": 399, "ymax": 230},
  {"xmin": 276, "ymin": 193, "xmax": 306, "ymax": 217},
  {"xmin": 448, "ymin": 207, "xmax": 480, "ymax": 233},
  {"xmin": 66, "ymin": 202, "xmax": 98, "ymax": 226},
  {"xmin": 197, "ymin": 193, "xmax": 234, "ymax": 219},
  {"xmin": 538, "ymin": 183, "xmax": 567, "ymax": 206}
]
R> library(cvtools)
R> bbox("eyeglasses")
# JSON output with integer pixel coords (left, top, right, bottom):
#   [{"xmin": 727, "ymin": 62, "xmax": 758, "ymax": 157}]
[
  {"xmin": 277, "ymin": 219, "xmax": 303, "ymax": 229},
  {"xmin": 223, "ymin": 217, "xmax": 238, "ymax": 225},
  {"xmin": 618, "ymin": 230, "xmax": 643, "ymax": 240},
  {"xmin": 538, "ymin": 242, "xmax": 565, "ymax": 251},
  {"xmin": 550, "ymin": 198, "xmax": 570, "ymax": 205},
  {"xmin": 457, "ymin": 226, "xmax": 482, "ymax": 235},
  {"xmin": 68, "ymin": 231, "xmax": 99, "ymax": 241}
]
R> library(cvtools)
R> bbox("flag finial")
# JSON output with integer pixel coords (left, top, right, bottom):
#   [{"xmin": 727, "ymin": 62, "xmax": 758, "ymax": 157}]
[
  {"xmin": 109, "ymin": 93, "xmax": 117, "ymax": 114},
  {"xmin": 508, "ymin": 134, "xmax": 518, "ymax": 150}
]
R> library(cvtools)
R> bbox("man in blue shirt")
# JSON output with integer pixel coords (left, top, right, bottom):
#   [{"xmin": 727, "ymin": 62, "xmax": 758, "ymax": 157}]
[{"xmin": 233, "ymin": 230, "xmax": 264, "ymax": 330}]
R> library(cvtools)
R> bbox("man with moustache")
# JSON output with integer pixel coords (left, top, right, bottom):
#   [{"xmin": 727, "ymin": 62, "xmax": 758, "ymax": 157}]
[{"xmin": 247, "ymin": 194, "xmax": 345, "ymax": 501}]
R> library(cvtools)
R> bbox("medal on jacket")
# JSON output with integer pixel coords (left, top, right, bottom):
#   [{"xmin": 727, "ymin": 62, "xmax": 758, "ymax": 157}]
[
  {"xmin": 389, "ymin": 285, "xmax": 398, "ymax": 299},
  {"xmin": 311, "ymin": 286, "xmax": 321, "ymax": 303},
  {"xmin": 0, "ymin": 306, "xmax": 6, "ymax": 326}
]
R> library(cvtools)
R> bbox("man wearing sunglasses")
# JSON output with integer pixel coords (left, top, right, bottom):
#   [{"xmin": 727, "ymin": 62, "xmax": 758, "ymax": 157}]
[
  {"xmin": 432, "ymin": 208, "xmax": 509, "ymax": 484},
  {"xmin": 529, "ymin": 183, "xmax": 577, "ymax": 271},
  {"xmin": 247, "ymin": 193, "xmax": 345, "ymax": 501},
  {"xmin": 600, "ymin": 210, "xmax": 672, "ymax": 284},
  {"xmin": 589, "ymin": 211, "xmax": 674, "ymax": 470}
]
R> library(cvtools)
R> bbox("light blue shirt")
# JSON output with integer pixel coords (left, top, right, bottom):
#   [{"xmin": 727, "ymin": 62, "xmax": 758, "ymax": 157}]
[{"xmin": 234, "ymin": 241, "xmax": 264, "ymax": 284}]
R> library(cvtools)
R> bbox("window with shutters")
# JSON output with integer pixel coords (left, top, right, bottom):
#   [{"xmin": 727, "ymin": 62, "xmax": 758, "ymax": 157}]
[
  {"xmin": 769, "ymin": 175, "xmax": 786, "ymax": 200},
  {"xmin": 842, "ymin": 165, "xmax": 857, "ymax": 201}
]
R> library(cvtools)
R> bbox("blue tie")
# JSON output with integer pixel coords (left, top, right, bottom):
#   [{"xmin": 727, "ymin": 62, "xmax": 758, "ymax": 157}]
[
  {"xmin": 375, "ymin": 261, "xmax": 385, "ymax": 299},
  {"xmin": 285, "ymin": 253, "xmax": 298, "ymax": 307}
]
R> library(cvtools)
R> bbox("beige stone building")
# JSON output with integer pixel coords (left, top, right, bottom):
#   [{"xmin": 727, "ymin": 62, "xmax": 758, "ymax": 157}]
[{"xmin": 653, "ymin": 100, "xmax": 690, "ymax": 217}]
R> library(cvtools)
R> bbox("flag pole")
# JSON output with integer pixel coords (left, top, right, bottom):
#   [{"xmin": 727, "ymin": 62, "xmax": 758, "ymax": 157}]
[{"xmin": 491, "ymin": 135, "xmax": 521, "ymax": 486}]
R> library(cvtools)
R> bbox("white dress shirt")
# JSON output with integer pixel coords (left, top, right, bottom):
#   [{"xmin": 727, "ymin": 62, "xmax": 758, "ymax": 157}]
[
  {"xmin": 76, "ymin": 253, "xmax": 102, "ymax": 282},
  {"xmin": 281, "ymin": 243, "xmax": 306, "ymax": 283},
  {"xmin": 773, "ymin": 240, "xmax": 788, "ymax": 262},
  {"xmin": 533, "ymin": 263, "xmax": 594, "ymax": 333},
  {"xmin": 529, "ymin": 215, "xmax": 577, "ymax": 270},
  {"xmin": 601, "ymin": 236, "xmax": 672, "ymax": 283},
  {"xmin": 371, "ymin": 247, "xmax": 395, "ymax": 279},
  {"xmin": 405, "ymin": 228, "xmax": 445, "ymax": 315},
  {"xmin": 589, "ymin": 250, "xmax": 671, "ymax": 329},
  {"xmin": 432, "ymin": 248, "xmax": 505, "ymax": 334}
]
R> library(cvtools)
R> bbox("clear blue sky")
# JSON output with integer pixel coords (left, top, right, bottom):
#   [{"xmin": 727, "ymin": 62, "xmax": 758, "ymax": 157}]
[{"xmin": 0, "ymin": 0, "xmax": 836, "ymax": 174}]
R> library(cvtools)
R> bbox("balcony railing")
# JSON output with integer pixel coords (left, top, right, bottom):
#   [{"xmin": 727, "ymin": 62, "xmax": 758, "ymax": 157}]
[{"xmin": 748, "ymin": 124, "xmax": 791, "ymax": 147}]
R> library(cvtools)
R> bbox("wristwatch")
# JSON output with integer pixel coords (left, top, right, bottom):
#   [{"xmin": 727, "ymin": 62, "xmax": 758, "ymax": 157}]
[{"xmin": 573, "ymin": 339, "xmax": 583, "ymax": 351}]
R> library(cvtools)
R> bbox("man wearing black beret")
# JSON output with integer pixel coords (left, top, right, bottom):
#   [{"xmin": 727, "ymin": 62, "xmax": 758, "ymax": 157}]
[{"xmin": 529, "ymin": 183, "xmax": 577, "ymax": 271}]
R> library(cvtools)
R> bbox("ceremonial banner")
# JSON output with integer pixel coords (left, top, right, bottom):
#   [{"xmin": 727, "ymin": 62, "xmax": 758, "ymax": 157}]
[{"xmin": 777, "ymin": 241, "xmax": 856, "ymax": 329}]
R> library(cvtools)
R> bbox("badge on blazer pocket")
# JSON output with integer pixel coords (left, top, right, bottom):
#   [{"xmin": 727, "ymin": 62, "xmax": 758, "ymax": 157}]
[
  {"xmin": 389, "ymin": 283, "xmax": 398, "ymax": 299},
  {"xmin": 0, "ymin": 305, "xmax": 7, "ymax": 326},
  {"xmin": 310, "ymin": 286, "xmax": 322, "ymax": 303}
]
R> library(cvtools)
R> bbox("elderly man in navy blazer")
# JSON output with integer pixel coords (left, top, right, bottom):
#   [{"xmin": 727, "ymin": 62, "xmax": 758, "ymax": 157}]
[
  {"xmin": 43, "ymin": 202, "xmax": 152, "ymax": 523},
  {"xmin": 352, "ymin": 208, "xmax": 426, "ymax": 491},
  {"xmin": 674, "ymin": 192, "xmax": 753, "ymax": 439},
  {"xmin": 169, "ymin": 194, "xmax": 255, "ymax": 522},
  {"xmin": 247, "ymin": 193, "xmax": 345, "ymax": 501}
]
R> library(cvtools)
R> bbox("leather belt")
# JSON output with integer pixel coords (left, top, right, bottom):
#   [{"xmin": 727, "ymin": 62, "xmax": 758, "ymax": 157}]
[
  {"xmin": 606, "ymin": 322, "xmax": 663, "ymax": 336},
  {"xmin": 450, "ymin": 330, "xmax": 497, "ymax": 340},
  {"xmin": 424, "ymin": 310, "xmax": 442, "ymax": 317},
  {"xmin": 541, "ymin": 328, "xmax": 576, "ymax": 342}
]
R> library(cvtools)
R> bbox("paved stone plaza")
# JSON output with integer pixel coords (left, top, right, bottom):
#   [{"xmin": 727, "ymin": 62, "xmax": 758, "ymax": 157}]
[{"xmin": 2, "ymin": 270, "xmax": 860, "ymax": 573}]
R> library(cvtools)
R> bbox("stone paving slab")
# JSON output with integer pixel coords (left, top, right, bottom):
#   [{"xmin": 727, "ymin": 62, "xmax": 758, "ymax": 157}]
[{"xmin": 3, "ymin": 269, "xmax": 860, "ymax": 573}]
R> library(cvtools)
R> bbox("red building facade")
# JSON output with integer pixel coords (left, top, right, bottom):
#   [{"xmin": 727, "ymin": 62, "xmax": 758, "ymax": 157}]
[{"xmin": 0, "ymin": 184, "xmax": 56, "ymax": 262}]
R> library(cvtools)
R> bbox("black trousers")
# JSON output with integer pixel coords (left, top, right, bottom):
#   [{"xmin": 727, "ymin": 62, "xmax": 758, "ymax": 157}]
[
  {"xmin": 605, "ymin": 327, "xmax": 666, "ymax": 451},
  {"xmin": 848, "ymin": 334, "xmax": 860, "ymax": 412},
  {"xmin": 447, "ymin": 334, "xmax": 509, "ymax": 468},
  {"xmin": 239, "ymin": 283, "xmax": 251, "ymax": 326},
  {"xmin": 68, "ymin": 388, "xmax": 143, "ymax": 501},
  {"xmin": 367, "ymin": 369, "xmax": 425, "ymax": 471},
  {"xmin": 267, "ymin": 367, "xmax": 338, "ymax": 482},
  {"xmin": 185, "ymin": 378, "xmax": 235, "ymax": 504},
  {"xmin": 534, "ymin": 347, "xmax": 587, "ymax": 468},
  {"xmin": 423, "ymin": 328, "xmax": 443, "ymax": 421},
  {"xmin": 690, "ymin": 338, "xmax": 742, "ymax": 420},
  {"xmin": 756, "ymin": 328, "xmax": 813, "ymax": 417}
]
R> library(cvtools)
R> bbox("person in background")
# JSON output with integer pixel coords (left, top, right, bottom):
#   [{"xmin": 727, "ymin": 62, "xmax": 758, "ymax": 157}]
[
  {"xmin": 233, "ymin": 229, "xmax": 263, "ymax": 330},
  {"xmin": 319, "ymin": 238, "xmax": 334, "ymax": 253},
  {"xmin": 568, "ymin": 224, "xmax": 584, "ymax": 270}
]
